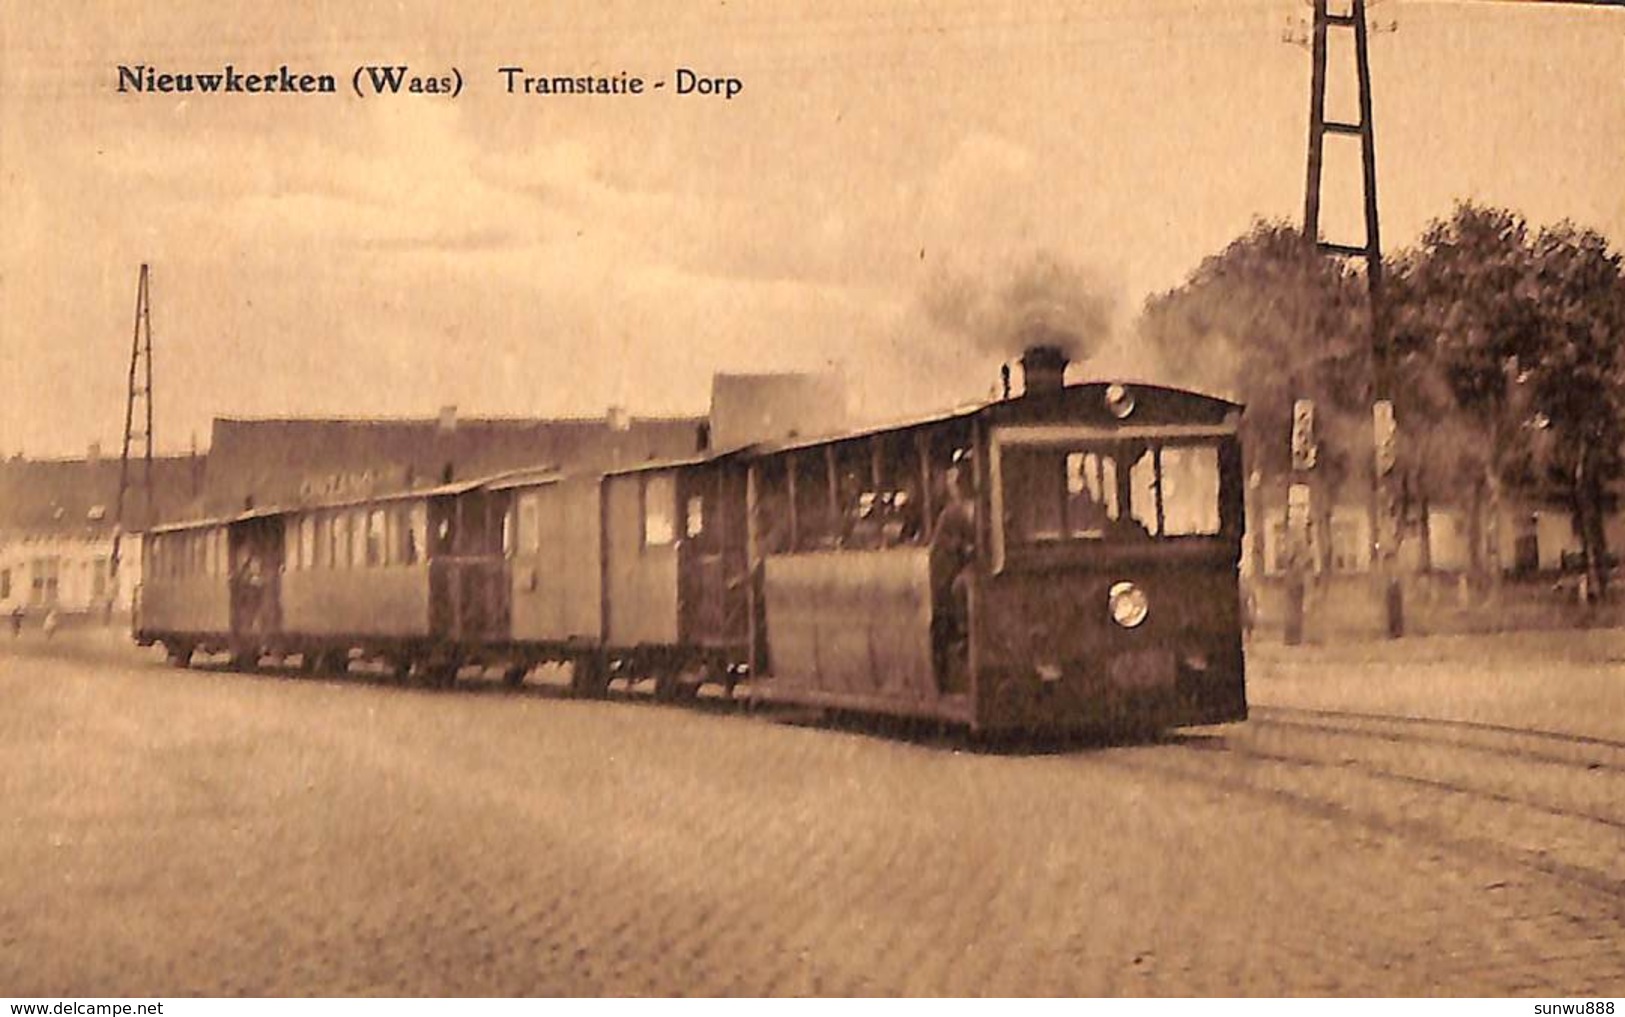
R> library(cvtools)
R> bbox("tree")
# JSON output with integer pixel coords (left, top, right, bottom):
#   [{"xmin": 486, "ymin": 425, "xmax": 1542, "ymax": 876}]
[
  {"xmin": 1522, "ymin": 222, "xmax": 1625, "ymax": 598},
  {"xmin": 1391, "ymin": 204, "xmax": 1625, "ymax": 598},
  {"xmin": 1138, "ymin": 221, "xmax": 1370, "ymax": 575},
  {"xmin": 1388, "ymin": 203, "xmax": 1542, "ymax": 583}
]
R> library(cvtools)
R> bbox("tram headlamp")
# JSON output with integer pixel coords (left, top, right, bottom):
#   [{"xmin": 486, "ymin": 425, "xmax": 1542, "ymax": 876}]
[
  {"xmin": 1108, "ymin": 581, "xmax": 1149, "ymax": 628},
  {"xmin": 1104, "ymin": 383, "xmax": 1135, "ymax": 419}
]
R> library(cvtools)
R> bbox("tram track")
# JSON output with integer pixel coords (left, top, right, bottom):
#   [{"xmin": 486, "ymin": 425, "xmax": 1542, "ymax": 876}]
[
  {"xmin": 1095, "ymin": 712, "xmax": 1625, "ymax": 908},
  {"xmin": 1181, "ymin": 730, "xmax": 1625, "ymax": 832},
  {"xmin": 1103, "ymin": 750, "xmax": 1625, "ymax": 906},
  {"xmin": 1238, "ymin": 709, "xmax": 1625, "ymax": 829},
  {"xmin": 1252, "ymin": 705, "xmax": 1625, "ymax": 774}
]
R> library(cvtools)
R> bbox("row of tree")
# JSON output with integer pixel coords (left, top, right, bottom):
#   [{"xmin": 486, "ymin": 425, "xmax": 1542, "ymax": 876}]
[{"xmin": 1137, "ymin": 203, "xmax": 1625, "ymax": 598}]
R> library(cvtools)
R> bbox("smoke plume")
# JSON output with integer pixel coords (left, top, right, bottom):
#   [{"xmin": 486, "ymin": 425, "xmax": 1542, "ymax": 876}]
[{"xmin": 920, "ymin": 249, "xmax": 1118, "ymax": 361}]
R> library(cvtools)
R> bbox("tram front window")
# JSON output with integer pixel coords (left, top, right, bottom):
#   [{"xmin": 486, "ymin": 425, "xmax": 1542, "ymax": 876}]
[{"xmin": 1002, "ymin": 441, "xmax": 1223, "ymax": 545}]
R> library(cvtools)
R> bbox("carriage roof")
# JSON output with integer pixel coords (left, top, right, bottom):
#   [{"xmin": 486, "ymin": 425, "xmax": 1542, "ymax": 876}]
[{"xmin": 143, "ymin": 468, "xmax": 561, "ymax": 535}]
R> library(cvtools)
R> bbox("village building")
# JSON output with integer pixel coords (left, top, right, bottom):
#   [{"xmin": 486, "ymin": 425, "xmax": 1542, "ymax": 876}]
[
  {"xmin": 2, "ymin": 376, "xmax": 847, "ymax": 623},
  {"xmin": 0, "ymin": 450, "xmax": 203, "ymax": 621}
]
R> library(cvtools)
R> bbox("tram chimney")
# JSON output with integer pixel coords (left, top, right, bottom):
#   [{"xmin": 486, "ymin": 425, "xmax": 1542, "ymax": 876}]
[{"xmin": 1020, "ymin": 344, "xmax": 1069, "ymax": 397}]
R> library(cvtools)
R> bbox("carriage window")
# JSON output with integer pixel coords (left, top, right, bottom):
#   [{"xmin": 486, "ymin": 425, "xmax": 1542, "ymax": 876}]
[
  {"xmin": 366, "ymin": 509, "xmax": 386, "ymax": 567},
  {"xmin": 643, "ymin": 473, "xmax": 676, "ymax": 547},
  {"xmin": 1129, "ymin": 448, "xmax": 1158, "ymax": 534},
  {"xmin": 1002, "ymin": 447, "xmax": 1066, "ymax": 541},
  {"xmin": 333, "ymin": 512, "xmax": 350, "ymax": 569},
  {"xmin": 351, "ymin": 511, "xmax": 368, "ymax": 568},
  {"xmin": 1159, "ymin": 446, "xmax": 1221, "ymax": 535},
  {"xmin": 1065, "ymin": 452, "xmax": 1119, "ymax": 537},
  {"xmin": 408, "ymin": 504, "xmax": 427, "ymax": 563},
  {"xmin": 299, "ymin": 517, "xmax": 316, "ymax": 570},
  {"xmin": 315, "ymin": 516, "xmax": 331, "ymax": 569},
  {"xmin": 1002, "ymin": 439, "xmax": 1225, "ymax": 544},
  {"xmin": 383, "ymin": 510, "xmax": 399, "ymax": 566},
  {"xmin": 516, "ymin": 494, "xmax": 541, "ymax": 553},
  {"xmin": 686, "ymin": 496, "xmax": 704, "ymax": 539}
]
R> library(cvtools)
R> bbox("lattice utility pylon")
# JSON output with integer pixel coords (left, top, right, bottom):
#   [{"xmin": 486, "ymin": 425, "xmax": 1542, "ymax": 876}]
[
  {"xmin": 1301, "ymin": 0, "xmax": 1404, "ymax": 637},
  {"xmin": 112, "ymin": 263, "xmax": 155, "ymax": 582}
]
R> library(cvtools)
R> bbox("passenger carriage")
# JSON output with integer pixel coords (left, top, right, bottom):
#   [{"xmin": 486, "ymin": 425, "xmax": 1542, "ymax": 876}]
[{"xmin": 135, "ymin": 477, "xmax": 515, "ymax": 680}]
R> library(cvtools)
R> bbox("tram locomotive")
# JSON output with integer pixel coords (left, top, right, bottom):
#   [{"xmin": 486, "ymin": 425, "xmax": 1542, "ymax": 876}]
[{"xmin": 135, "ymin": 347, "xmax": 1247, "ymax": 735}]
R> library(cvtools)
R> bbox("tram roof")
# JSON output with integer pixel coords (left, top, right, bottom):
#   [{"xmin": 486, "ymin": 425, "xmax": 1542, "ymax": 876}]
[{"xmin": 750, "ymin": 380, "xmax": 1242, "ymax": 457}]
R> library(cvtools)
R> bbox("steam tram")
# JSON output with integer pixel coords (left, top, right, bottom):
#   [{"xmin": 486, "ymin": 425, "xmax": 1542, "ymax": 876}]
[{"xmin": 135, "ymin": 350, "xmax": 1247, "ymax": 735}]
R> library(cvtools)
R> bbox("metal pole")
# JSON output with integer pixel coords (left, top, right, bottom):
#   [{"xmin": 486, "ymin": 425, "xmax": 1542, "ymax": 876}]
[
  {"xmin": 112, "ymin": 263, "xmax": 151, "ymax": 583},
  {"xmin": 1352, "ymin": 0, "xmax": 1403, "ymax": 637},
  {"xmin": 1303, "ymin": 0, "xmax": 1329, "ymax": 243}
]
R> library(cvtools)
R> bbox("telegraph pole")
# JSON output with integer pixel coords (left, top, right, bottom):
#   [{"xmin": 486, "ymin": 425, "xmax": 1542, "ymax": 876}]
[
  {"xmin": 1301, "ymin": 0, "xmax": 1403, "ymax": 638},
  {"xmin": 112, "ymin": 264, "xmax": 155, "ymax": 589}
]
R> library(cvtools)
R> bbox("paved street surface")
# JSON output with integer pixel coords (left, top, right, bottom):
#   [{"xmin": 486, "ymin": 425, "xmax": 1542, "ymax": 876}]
[{"xmin": 2, "ymin": 627, "xmax": 1623, "ymax": 996}]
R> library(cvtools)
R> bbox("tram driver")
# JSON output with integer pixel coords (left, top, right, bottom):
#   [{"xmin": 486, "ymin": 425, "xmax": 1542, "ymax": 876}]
[{"xmin": 929, "ymin": 458, "xmax": 976, "ymax": 690}]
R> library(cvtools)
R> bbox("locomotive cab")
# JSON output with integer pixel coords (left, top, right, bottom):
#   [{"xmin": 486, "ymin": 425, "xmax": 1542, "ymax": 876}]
[{"xmin": 975, "ymin": 390, "xmax": 1248, "ymax": 732}]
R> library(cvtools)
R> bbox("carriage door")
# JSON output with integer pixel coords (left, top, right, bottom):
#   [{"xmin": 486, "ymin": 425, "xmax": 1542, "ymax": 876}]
[
  {"xmin": 428, "ymin": 491, "xmax": 511, "ymax": 642},
  {"xmin": 678, "ymin": 465, "xmax": 749, "ymax": 648},
  {"xmin": 228, "ymin": 517, "xmax": 284, "ymax": 638}
]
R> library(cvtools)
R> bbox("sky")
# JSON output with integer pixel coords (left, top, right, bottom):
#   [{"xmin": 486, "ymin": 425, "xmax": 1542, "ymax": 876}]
[{"xmin": 1, "ymin": 0, "xmax": 1621, "ymax": 458}]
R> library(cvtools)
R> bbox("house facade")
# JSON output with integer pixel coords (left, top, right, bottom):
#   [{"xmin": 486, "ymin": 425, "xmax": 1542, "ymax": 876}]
[
  {"xmin": 0, "ymin": 453, "xmax": 201, "ymax": 618},
  {"xmin": 1249, "ymin": 484, "xmax": 1623, "ymax": 580}
]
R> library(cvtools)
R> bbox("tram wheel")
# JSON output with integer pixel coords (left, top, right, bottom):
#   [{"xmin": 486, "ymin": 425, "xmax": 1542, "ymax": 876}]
[
  {"xmin": 570, "ymin": 655, "xmax": 610, "ymax": 699},
  {"xmin": 501, "ymin": 664, "xmax": 529, "ymax": 688},
  {"xmin": 163, "ymin": 643, "xmax": 193, "ymax": 668},
  {"xmin": 653, "ymin": 669, "xmax": 680, "ymax": 702},
  {"xmin": 425, "ymin": 661, "xmax": 460, "ymax": 689}
]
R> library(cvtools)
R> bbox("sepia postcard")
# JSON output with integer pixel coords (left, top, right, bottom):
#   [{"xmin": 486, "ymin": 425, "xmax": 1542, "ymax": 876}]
[{"xmin": 2, "ymin": 0, "xmax": 1623, "ymax": 1001}]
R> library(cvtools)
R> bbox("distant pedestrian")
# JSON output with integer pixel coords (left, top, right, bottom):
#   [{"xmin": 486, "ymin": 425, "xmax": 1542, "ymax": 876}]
[
  {"xmin": 42, "ymin": 608, "xmax": 59, "ymax": 639},
  {"xmin": 9, "ymin": 605, "xmax": 22, "ymax": 637}
]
